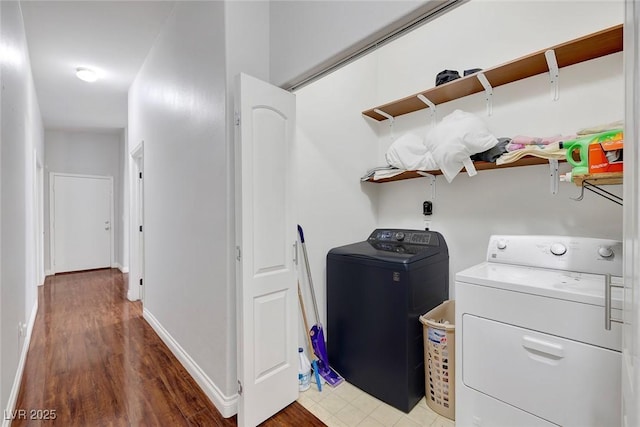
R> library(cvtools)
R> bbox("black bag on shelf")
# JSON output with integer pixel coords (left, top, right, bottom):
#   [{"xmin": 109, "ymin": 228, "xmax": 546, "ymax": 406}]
[{"xmin": 435, "ymin": 70, "xmax": 460, "ymax": 86}]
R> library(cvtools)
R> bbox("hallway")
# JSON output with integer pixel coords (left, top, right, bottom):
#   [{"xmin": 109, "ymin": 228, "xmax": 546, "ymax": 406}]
[{"xmin": 13, "ymin": 269, "xmax": 323, "ymax": 426}]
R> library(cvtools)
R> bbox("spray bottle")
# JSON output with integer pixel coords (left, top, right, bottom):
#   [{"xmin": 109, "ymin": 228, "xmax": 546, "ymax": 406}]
[{"xmin": 298, "ymin": 347, "xmax": 311, "ymax": 391}]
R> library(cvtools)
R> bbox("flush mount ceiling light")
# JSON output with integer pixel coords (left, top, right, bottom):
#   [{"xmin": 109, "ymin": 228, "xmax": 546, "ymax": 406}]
[{"xmin": 75, "ymin": 67, "xmax": 98, "ymax": 83}]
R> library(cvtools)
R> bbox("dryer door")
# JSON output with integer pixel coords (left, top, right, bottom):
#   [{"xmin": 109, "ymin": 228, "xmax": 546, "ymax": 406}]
[{"xmin": 462, "ymin": 314, "xmax": 621, "ymax": 427}]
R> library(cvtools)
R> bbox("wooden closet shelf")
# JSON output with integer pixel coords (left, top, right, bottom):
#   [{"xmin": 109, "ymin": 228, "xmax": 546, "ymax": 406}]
[
  {"xmin": 363, "ymin": 24, "xmax": 623, "ymax": 121},
  {"xmin": 365, "ymin": 157, "xmax": 563, "ymax": 183}
]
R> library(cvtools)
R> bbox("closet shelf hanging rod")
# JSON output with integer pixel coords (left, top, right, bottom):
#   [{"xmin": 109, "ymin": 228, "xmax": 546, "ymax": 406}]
[{"xmin": 573, "ymin": 180, "xmax": 622, "ymax": 206}]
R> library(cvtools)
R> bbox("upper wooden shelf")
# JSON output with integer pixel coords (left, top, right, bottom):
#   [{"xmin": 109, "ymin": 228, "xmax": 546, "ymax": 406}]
[
  {"xmin": 363, "ymin": 24, "xmax": 623, "ymax": 121},
  {"xmin": 365, "ymin": 157, "xmax": 561, "ymax": 183}
]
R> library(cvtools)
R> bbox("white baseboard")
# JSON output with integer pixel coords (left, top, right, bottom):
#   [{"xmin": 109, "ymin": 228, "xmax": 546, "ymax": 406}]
[
  {"xmin": 44, "ymin": 269, "xmax": 52, "ymax": 277},
  {"xmin": 142, "ymin": 308, "xmax": 237, "ymax": 418},
  {"xmin": 127, "ymin": 287, "xmax": 140, "ymax": 302},
  {"xmin": 3, "ymin": 301, "xmax": 38, "ymax": 427},
  {"xmin": 114, "ymin": 263, "xmax": 129, "ymax": 274}
]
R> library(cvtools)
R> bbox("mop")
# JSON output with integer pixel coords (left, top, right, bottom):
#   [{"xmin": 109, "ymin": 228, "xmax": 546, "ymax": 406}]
[
  {"xmin": 297, "ymin": 225, "xmax": 344, "ymax": 387},
  {"xmin": 297, "ymin": 282, "xmax": 322, "ymax": 391}
]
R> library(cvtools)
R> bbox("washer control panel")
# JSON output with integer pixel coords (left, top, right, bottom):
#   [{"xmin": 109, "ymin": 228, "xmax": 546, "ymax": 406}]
[
  {"xmin": 487, "ymin": 235, "xmax": 622, "ymax": 276},
  {"xmin": 369, "ymin": 229, "xmax": 436, "ymax": 245},
  {"xmin": 368, "ymin": 229, "xmax": 439, "ymax": 254}
]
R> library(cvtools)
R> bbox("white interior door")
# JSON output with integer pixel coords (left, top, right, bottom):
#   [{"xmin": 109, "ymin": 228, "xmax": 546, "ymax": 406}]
[
  {"xmin": 623, "ymin": 1, "xmax": 640, "ymax": 424},
  {"xmin": 51, "ymin": 173, "xmax": 113, "ymax": 273},
  {"xmin": 235, "ymin": 73, "xmax": 297, "ymax": 427},
  {"xmin": 128, "ymin": 142, "xmax": 144, "ymax": 302}
]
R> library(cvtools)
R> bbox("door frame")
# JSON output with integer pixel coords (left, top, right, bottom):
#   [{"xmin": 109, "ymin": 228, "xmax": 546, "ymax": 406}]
[
  {"xmin": 622, "ymin": 0, "xmax": 640, "ymax": 423},
  {"xmin": 129, "ymin": 141, "xmax": 144, "ymax": 302},
  {"xmin": 34, "ymin": 152, "xmax": 44, "ymax": 285},
  {"xmin": 49, "ymin": 172, "xmax": 115, "ymax": 274}
]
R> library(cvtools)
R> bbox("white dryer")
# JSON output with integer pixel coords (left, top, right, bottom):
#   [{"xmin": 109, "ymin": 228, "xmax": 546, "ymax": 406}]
[{"xmin": 455, "ymin": 235, "xmax": 623, "ymax": 427}]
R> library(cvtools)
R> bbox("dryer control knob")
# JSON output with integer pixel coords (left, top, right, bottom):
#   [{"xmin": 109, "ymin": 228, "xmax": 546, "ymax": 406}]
[
  {"xmin": 550, "ymin": 243, "xmax": 567, "ymax": 256},
  {"xmin": 496, "ymin": 239, "xmax": 507, "ymax": 250},
  {"xmin": 395, "ymin": 232, "xmax": 405, "ymax": 241},
  {"xmin": 598, "ymin": 246, "xmax": 614, "ymax": 258}
]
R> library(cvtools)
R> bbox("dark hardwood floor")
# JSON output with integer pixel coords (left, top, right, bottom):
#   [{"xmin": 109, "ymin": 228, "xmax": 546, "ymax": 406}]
[{"xmin": 13, "ymin": 269, "xmax": 324, "ymax": 426}]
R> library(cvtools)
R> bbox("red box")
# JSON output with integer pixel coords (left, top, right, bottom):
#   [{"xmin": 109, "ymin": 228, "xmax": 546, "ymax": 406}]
[{"xmin": 588, "ymin": 131, "xmax": 623, "ymax": 174}]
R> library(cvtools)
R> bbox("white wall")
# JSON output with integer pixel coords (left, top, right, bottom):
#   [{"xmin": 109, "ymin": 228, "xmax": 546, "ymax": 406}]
[
  {"xmin": 43, "ymin": 129, "xmax": 124, "ymax": 273},
  {"xmin": 128, "ymin": 1, "xmax": 236, "ymax": 413},
  {"xmin": 293, "ymin": 0, "xmax": 623, "ymax": 326},
  {"xmin": 0, "ymin": 0, "xmax": 44, "ymax": 413},
  {"xmin": 269, "ymin": 0, "xmax": 451, "ymax": 88}
]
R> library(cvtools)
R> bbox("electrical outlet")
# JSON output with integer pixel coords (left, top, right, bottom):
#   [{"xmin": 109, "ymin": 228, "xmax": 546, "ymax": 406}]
[{"xmin": 423, "ymin": 201, "xmax": 433, "ymax": 216}]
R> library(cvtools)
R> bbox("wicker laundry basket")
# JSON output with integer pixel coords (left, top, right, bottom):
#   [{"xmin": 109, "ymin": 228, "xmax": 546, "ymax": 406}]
[{"xmin": 419, "ymin": 300, "xmax": 455, "ymax": 420}]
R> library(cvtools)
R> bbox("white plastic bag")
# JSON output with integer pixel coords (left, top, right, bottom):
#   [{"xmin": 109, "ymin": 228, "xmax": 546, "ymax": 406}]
[
  {"xmin": 424, "ymin": 110, "xmax": 498, "ymax": 183},
  {"xmin": 385, "ymin": 132, "xmax": 438, "ymax": 171}
]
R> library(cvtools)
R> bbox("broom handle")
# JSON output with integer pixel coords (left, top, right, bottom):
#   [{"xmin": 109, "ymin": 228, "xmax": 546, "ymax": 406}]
[{"xmin": 298, "ymin": 225, "xmax": 321, "ymax": 322}]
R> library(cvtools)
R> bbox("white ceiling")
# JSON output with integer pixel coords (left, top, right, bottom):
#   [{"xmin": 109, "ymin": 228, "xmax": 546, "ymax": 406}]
[{"xmin": 21, "ymin": 1, "xmax": 175, "ymax": 131}]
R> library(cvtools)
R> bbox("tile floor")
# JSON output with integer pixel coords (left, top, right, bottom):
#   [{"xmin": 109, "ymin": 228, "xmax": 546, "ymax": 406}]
[{"xmin": 297, "ymin": 381, "xmax": 455, "ymax": 427}]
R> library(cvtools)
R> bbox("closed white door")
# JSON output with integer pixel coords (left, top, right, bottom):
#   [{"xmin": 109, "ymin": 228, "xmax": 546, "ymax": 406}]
[
  {"xmin": 51, "ymin": 173, "xmax": 113, "ymax": 273},
  {"xmin": 235, "ymin": 73, "xmax": 297, "ymax": 427}
]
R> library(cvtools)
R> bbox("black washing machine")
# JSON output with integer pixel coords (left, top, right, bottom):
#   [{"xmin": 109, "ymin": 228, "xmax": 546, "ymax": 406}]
[{"xmin": 327, "ymin": 229, "xmax": 448, "ymax": 413}]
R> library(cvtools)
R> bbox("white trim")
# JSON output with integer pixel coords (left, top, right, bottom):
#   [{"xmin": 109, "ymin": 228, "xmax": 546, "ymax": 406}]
[
  {"xmin": 114, "ymin": 263, "xmax": 129, "ymax": 274},
  {"xmin": 48, "ymin": 172, "xmax": 54, "ymax": 274},
  {"xmin": 143, "ymin": 308, "xmax": 238, "ymax": 418},
  {"xmin": 34, "ymin": 152, "xmax": 45, "ymax": 289},
  {"xmin": 3, "ymin": 301, "xmax": 38, "ymax": 427},
  {"xmin": 130, "ymin": 141, "xmax": 144, "ymax": 159},
  {"xmin": 44, "ymin": 269, "xmax": 53, "ymax": 277}
]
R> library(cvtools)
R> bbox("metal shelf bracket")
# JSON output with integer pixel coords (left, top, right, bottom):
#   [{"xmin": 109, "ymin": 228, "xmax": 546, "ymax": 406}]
[
  {"xmin": 545, "ymin": 49, "xmax": 560, "ymax": 101},
  {"xmin": 549, "ymin": 159, "xmax": 559, "ymax": 195},
  {"xmin": 417, "ymin": 94, "xmax": 437, "ymax": 128},
  {"xmin": 476, "ymin": 72, "xmax": 493, "ymax": 116},
  {"xmin": 374, "ymin": 108, "xmax": 395, "ymax": 140},
  {"xmin": 416, "ymin": 171, "xmax": 437, "ymax": 200}
]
